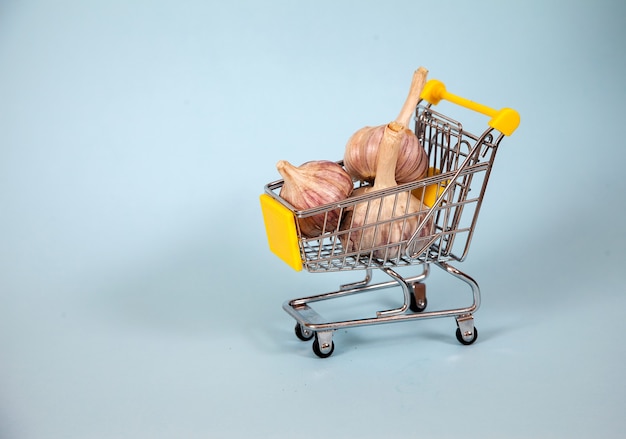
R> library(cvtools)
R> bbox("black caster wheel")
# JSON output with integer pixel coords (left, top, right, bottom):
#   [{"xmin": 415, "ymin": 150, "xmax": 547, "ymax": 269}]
[
  {"xmin": 456, "ymin": 326, "xmax": 478, "ymax": 345},
  {"xmin": 312, "ymin": 334, "xmax": 335, "ymax": 358},
  {"xmin": 409, "ymin": 283, "xmax": 427, "ymax": 312},
  {"xmin": 294, "ymin": 323, "xmax": 314, "ymax": 341}
]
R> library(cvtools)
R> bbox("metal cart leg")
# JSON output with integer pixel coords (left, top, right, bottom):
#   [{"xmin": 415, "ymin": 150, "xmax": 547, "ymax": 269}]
[
  {"xmin": 376, "ymin": 267, "xmax": 412, "ymax": 317},
  {"xmin": 435, "ymin": 261, "xmax": 480, "ymax": 345},
  {"xmin": 435, "ymin": 261, "xmax": 481, "ymax": 312},
  {"xmin": 409, "ymin": 264, "xmax": 429, "ymax": 312},
  {"xmin": 339, "ymin": 268, "xmax": 373, "ymax": 291}
]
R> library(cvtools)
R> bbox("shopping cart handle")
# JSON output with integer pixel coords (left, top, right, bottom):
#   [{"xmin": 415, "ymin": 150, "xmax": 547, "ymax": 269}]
[{"xmin": 420, "ymin": 79, "xmax": 520, "ymax": 136}]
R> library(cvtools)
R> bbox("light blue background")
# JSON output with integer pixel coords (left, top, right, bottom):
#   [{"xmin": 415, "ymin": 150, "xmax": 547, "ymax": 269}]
[{"xmin": 1, "ymin": 1, "xmax": 625, "ymax": 438}]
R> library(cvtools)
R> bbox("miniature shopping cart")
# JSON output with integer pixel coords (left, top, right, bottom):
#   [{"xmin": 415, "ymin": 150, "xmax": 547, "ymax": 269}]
[{"xmin": 260, "ymin": 79, "xmax": 519, "ymax": 357}]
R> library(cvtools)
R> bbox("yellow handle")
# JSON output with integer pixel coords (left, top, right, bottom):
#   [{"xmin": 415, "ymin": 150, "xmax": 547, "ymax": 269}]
[{"xmin": 420, "ymin": 79, "xmax": 520, "ymax": 136}]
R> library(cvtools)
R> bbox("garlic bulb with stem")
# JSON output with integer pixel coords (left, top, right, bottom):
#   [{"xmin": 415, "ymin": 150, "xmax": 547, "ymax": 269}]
[
  {"xmin": 340, "ymin": 70, "xmax": 433, "ymax": 260},
  {"xmin": 277, "ymin": 160, "xmax": 354, "ymax": 238},
  {"xmin": 343, "ymin": 67, "xmax": 429, "ymax": 184}
]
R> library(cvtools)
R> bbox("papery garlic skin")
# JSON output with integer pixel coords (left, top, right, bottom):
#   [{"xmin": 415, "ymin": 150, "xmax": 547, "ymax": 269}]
[
  {"xmin": 343, "ymin": 126, "xmax": 382, "ymax": 183},
  {"xmin": 340, "ymin": 120, "xmax": 433, "ymax": 261},
  {"xmin": 339, "ymin": 189, "xmax": 433, "ymax": 260},
  {"xmin": 343, "ymin": 125, "xmax": 428, "ymax": 184},
  {"xmin": 277, "ymin": 160, "xmax": 354, "ymax": 238}
]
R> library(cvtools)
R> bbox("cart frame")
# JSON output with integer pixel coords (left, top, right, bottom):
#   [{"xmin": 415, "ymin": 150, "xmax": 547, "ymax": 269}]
[{"xmin": 261, "ymin": 79, "xmax": 519, "ymax": 357}]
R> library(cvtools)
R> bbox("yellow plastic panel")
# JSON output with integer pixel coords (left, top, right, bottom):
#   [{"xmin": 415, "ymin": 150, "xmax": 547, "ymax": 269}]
[
  {"xmin": 259, "ymin": 194, "xmax": 302, "ymax": 271},
  {"xmin": 412, "ymin": 167, "xmax": 448, "ymax": 207}
]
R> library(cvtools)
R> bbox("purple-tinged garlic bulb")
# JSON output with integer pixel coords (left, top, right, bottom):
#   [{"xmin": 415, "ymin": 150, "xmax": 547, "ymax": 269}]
[
  {"xmin": 343, "ymin": 67, "xmax": 430, "ymax": 184},
  {"xmin": 343, "ymin": 124, "xmax": 428, "ymax": 184},
  {"xmin": 339, "ymin": 121, "xmax": 433, "ymax": 260},
  {"xmin": 277, "ymin": 160, "xmax": 354, "ymax": 238}
]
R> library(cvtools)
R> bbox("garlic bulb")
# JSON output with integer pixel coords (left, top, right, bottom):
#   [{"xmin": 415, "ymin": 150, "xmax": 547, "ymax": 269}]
[
  {"xmin": 340, "ymin": 189, "xmax": 433, "ymax": 259},
  {"xmin": 277, "ymin": 160, "xmax": 354, "ymax": 238},
  {"xmin": 340, "ymin": 118, "xmax": 432, "ymax": 258},
  {"xmin": 343, "ymin": 67, "xmax": 430, "ymax": 184},
  {"xmin": 343, "ymin": 125, "xmax": 428, "ymax": 184}
]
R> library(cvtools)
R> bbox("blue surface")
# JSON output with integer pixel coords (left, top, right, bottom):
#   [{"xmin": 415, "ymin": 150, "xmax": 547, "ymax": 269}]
[{"xmin": 1, "ymin": 1, "xmax": 625, "ymax": 438}]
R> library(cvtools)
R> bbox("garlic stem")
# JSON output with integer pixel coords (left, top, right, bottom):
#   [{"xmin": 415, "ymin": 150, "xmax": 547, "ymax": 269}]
[
  {"xmin": 372, "ymin": 122, "xmax": 404, "ymax": 190},
  {"xmin": 395, "ymin": 67, "xmax": 429, "ymax": 128},
  {"xmin": 276, "ymin": 160, "xmax": 296, "ymax": 180}
]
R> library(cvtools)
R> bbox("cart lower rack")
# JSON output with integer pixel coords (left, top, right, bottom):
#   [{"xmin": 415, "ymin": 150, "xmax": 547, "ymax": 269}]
[{"xmin": 261, "ymin": 79, "xmax": 519, "ymax": 357}]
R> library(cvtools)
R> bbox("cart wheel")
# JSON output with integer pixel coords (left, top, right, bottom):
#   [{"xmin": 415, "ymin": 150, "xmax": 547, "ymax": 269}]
[
  {"xmin": 409, "ymin": 283, "xmax": 427, "ymax": 312},
  {"xmin": 455, "ymin": 326, "xmax": 478, "ymax": 345},
  {"xmin": 294, "ymin": 323, "xmax": 314, "ymax": 341},
  {"xmin": 312, "ymin": 334, "xmax": 335, "ymax": 358}
]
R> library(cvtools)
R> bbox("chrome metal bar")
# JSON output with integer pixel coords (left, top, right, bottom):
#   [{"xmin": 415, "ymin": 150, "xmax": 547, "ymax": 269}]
[
  {"xmin": 283, "ymin": 262, "xmax": 478, "ymax": 332},
  {"xmin": 434, "ymin": 260, "xmax": 480, "ymax": 312},
  {"xmin": 376, "ymin": 267, "xmax": 411, "ymax": 317},
  {"xmin": 287, "ymin": 266, "xmax": 429, "ymax": 308},
  {"xmin": 284, "ymin": 303, "xmax": 474, "ymax": 332},
  {"xmin": 339, "ymin": 268, "xmax": 372, "ymax": 291}
]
